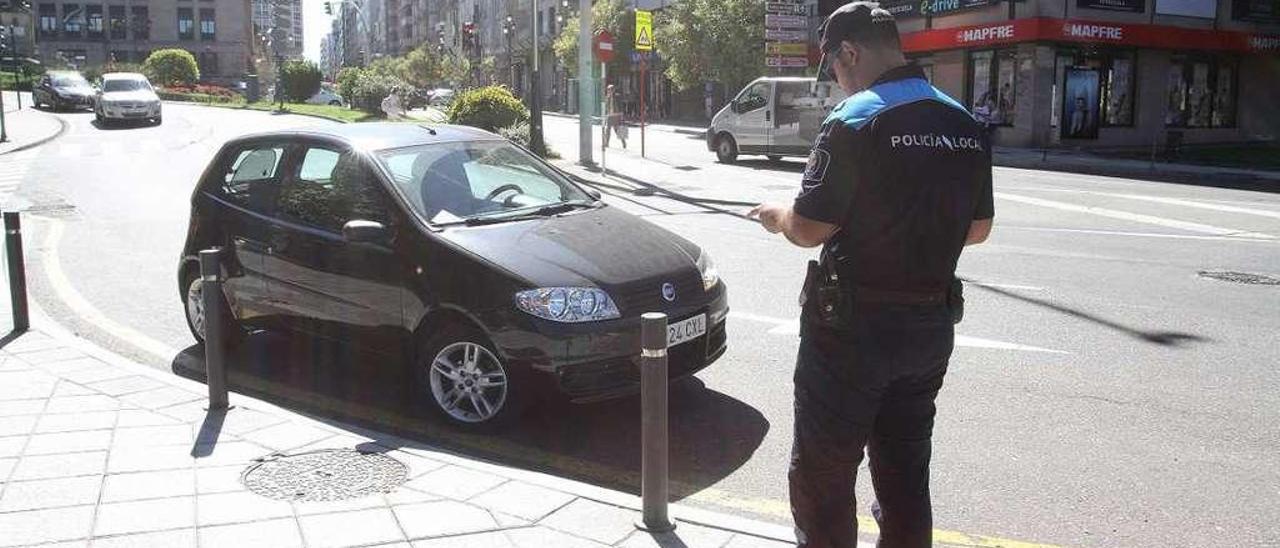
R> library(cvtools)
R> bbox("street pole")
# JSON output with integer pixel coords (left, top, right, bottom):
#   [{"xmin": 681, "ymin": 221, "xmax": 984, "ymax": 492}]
[
  {"xmin": 577, "ymin": 0, "xmax": 593, "ymax": 166},
  {"xmin": 530, "ymin": 0, "xmax": 544, "ymax": 155},
  {"xmin": 640, "ymin": 60, "xmax": 646, "ymax": 158},
  {"xmin": 9, "ymin": 26, "xmax": 21, "ymax": 110},
  {"xmin": 0, "ymin": 82, "xmax": 8, "ymax": 143},
  {"xmin": 600, "ymin": 61, "xmax": 606, "ymax": 173}
]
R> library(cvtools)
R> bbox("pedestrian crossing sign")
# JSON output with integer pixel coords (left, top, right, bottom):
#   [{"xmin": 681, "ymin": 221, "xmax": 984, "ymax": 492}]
[{"xmin": 635, "ymin": 10, "xmax": 653, "ymax": 51}]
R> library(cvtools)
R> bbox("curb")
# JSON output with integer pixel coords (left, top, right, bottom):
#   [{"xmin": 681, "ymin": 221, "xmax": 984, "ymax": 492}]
[
  {"xmin": 18, "ymin": 280, "xmax": 800, "ymax": 546},
  {"xmin": 0, "ymin": 109, "xmax": 69, "ymax": 156}
]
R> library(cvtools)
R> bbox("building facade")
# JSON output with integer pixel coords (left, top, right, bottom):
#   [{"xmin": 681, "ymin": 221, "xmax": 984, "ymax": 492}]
[
  {"xmin": 25, "ymin": 0, "xmax": 252, "ymax": 84},
  {"xmin": 251, "ymin": 0, "xmax": 302, "ymax": 57},
  {"xmin": 1, "ymin": 8, "xmax": 36, "ymax": 60},
  {"xmin": 877, "ymin": 0, "xmax": 1280, "ymax": 148}
]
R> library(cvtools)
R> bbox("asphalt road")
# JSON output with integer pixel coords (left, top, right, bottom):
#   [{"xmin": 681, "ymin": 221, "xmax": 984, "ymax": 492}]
[{"xmin": 6, "ymin": 103, "xmax": 1279, "ymax": 547}]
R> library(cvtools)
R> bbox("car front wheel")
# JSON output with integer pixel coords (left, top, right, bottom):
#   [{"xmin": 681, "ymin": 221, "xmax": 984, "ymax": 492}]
[
  {"xmin": 182, "ymin": 271, "xmax": 244, "ymax": 348},
  {"xmin": 716, "ymin": 134, "xmax": 738, "ymax": 164},
  {"xmin": 417, "ymin": 326, "xmax": 519, "ymax": 427}
]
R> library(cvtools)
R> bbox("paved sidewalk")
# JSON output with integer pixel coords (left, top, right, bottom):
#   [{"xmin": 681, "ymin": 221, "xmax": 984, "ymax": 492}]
[
  {"xmin": 0, "ymin": 97, "xmax": 67, "ymax": 156},
  {"xmin": 0, "ymin": 240, "xmax": 811, "ymax": 547}
]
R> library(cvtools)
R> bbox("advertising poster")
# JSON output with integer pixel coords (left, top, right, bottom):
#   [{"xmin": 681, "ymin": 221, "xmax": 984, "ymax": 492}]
[{"xmin": 1062, "ymin": 67, "xmax": 1101, "ymax": 139}]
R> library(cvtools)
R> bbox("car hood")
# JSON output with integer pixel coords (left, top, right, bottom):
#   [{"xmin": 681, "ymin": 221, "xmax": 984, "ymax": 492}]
[
  {"xmin": 101, "ymin": 90, "xmax": 159, "ymax": 102},
  {"xmin": 436, "ymin": 205, "xmax": 701, "ymax": 290}
]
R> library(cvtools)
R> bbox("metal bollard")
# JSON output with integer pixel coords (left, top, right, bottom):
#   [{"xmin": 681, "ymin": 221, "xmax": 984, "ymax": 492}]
[
  {"xmin": 4, "ymin": 212, "xmax": 29, "ymax": 332},
  {"xmin": 636, "ymin": 312, "xmax": 675, "ymax": 532},
  {"xmin": 199, "ymin": 249, "xmax": 229, "ymax": 410}
]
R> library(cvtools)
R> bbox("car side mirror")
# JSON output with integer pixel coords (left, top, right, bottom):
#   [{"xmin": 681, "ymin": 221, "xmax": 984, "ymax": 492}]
[
  {"xmin": 342, "ymin": 220, "xmax": 387, "ymax": 243},
  {"xmin": 729, "ymin": 100, "xmax": 740, "ymax": 114},
  {"xmin": 584, "ymin": 187, "xmax": 602, "ymax": 201}
]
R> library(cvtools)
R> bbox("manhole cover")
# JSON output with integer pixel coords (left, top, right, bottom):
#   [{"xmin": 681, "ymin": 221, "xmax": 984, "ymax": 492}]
[
  {"xmin": 241, "ymin": 449, "xmax": 408, "ymax": 502},
  {"xmin": 1197, "ymin": 270, "xmax": 1280, "ymax": 286}
]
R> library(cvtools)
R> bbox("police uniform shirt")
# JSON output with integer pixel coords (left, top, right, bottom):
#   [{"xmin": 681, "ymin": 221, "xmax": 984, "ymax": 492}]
[{"xmin": 794, "ymin": 64, "xmax": 995, "ymax": 293}]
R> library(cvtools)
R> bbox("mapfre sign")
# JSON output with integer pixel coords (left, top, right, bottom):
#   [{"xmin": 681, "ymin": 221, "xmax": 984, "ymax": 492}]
[{"xmin": 904, "ymin": 17, "xmax": 1280, "ymax": 53}]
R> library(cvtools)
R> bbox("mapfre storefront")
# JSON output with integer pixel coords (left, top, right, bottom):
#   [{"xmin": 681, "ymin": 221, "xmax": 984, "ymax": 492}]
[{"xmin": 886, "ymin": 0, "xmax": 1280, "ymax": 148}]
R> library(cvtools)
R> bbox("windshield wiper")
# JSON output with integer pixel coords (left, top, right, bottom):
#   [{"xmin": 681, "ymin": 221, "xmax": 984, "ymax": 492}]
[{"xmin": 442, "ymin": 201, "xmax": 599, "ymax": 227}]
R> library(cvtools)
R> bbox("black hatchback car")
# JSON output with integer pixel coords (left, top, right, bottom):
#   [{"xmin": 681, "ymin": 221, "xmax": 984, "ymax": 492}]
[{"xmin": 179, "ymin": 123, "xmax": 728, "ymax": 426}]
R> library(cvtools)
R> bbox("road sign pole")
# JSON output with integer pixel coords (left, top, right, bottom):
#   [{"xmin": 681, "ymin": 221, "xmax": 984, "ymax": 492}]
[
  {"xmin": 577, "ymin": 0, "xmax": 594, "ymax": 167},
  {"xmin": 640, "ymin": 62, "xmax": 646, "ymax": 158},
  {"xmin": 601, "ymin": 61, "xmax": 607, "ymax": 174}
]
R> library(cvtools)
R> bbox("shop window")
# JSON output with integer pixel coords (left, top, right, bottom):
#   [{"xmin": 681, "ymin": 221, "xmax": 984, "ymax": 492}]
[
  {"xmin": 1166, "ymin": 56, "xmax": 1237, "ymax": 128},
  {"xmin": 967, "ymin": 49, "xmax": 1017, "ymax": 126},
  {"xmin": 1054, "ymin": 50, "xmax": 1137, "ymax": 129},
  {"xmin": 1103, "ymin": 53, "xmax": 1135, "ymax": 126}
]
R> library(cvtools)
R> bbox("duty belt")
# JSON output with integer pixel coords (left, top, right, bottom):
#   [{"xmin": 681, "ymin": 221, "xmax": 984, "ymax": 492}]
[{"xmin": 852, "ymin": 286, "xmax": 947, "ymax": 305}]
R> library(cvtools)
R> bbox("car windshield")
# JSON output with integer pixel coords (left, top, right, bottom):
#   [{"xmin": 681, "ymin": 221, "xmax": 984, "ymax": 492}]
[
  {"xmin": 52, "ymin": 74, "xmax": 90, "ymax": 88},
  {"xmin": 376, "ymin": 140, "xmax": 592, "ymax": 225},
  {"xmin": 103, "ymin": 79, "xmax": 151, "ymax": 93}
]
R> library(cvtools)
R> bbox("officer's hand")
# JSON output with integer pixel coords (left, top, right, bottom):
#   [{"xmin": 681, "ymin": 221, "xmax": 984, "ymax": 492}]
[{"xmin": 748, "ymin": 203, "xmax": 787, "ymax": 234}]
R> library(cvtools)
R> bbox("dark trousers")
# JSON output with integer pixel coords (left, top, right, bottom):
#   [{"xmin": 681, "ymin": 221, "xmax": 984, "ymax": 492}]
[{"xmin": 789, "ymin": 304, "xmax": 954, "ymax": 548}]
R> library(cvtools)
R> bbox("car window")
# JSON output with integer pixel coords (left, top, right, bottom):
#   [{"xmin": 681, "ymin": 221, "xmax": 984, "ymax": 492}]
[
  {"xmin": 218, "ymin": 145, "xmax": 285, "ymax": 211},
  {"xmin": 738, "ymin": 82, "xmax": 771, "ymax": 112},
  {"xmin": 376, "ymin": 140, "xmax": 589, "ymax": 224},
  {"xmin": 52, "ymin": 74, "xmax": 89, "ymax": 87},
  {"xmin": 102, "ymin": 79, "xmax": 150, "ymax": 92},
  {"xmin": 277, "ymin": 146, "xmax": 389, "ymax": 232}
]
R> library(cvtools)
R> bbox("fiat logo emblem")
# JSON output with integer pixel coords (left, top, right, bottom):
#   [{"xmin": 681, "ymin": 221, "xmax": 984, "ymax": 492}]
[{"xmin": 661, "ymin": 283, "xmax": 676, "ymax": 302}]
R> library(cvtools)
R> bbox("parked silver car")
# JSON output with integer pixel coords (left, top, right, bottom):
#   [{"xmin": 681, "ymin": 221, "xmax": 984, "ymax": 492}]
[{"xmin": 95, "ymin": 72, "xmax": 163, "ymax": 126}]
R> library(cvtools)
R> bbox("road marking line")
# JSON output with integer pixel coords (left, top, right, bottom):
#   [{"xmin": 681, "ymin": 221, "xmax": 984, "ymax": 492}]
[
  {"xmin": 1010, "ymin": 188, "xmax": 1280, "ymax": 219},
  {"xmin": 36, "ymin": 218, "xmax": 182, "ymax": 362},
  {"xmin": 728, "ymin": 311, "xmax": 1068, "ymax": 354},
  {"xmin": 965, "ymin": 281, "xmax": 1045, "ymax": 291},
  {"xmin": 995, "ymin": 192, "xmax": 1275, "ymax": 239},
  {"xmin": 1001, "ymin": 225, "xmax": 1280, "ymax": 243}
]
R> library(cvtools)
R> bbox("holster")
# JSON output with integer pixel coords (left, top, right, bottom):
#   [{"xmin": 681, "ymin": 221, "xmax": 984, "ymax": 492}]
[{"xmin": 800, "ymin": 249, "xmax": 851, "ymax": 330}]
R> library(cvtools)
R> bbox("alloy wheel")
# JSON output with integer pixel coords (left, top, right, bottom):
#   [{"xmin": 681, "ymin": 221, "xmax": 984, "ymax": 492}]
[
  {"xmin": 186, "ymin": 277, "xmax": 206, "ymax": 341},
  {"xmin": 428, "ymin": 342, "xmax": 508, "ymax": 423}
]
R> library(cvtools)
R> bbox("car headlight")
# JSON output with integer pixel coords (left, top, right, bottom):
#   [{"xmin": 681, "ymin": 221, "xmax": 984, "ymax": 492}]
[
  {"xmin": 696, "ymin": 251, "xmax": 719, "ymax": 291},
  {"xmin": 515, "ymin": 287, "xmax": 621, "ymax": 323}
]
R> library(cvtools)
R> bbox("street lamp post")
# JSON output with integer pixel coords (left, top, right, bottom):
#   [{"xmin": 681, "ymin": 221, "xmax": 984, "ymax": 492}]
[
  {"xmin": 502, "ymin": 15, "xmax": 514, "ymax": 91},
  {"xmin": 530, "ymin": 0, "xmax": 544, "ymax": 154}
]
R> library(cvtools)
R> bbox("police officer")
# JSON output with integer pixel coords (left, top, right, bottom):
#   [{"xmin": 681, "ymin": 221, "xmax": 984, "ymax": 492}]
[{"xmin": 747, "ymin": 3, "xmax": 994, "ymax": 547}]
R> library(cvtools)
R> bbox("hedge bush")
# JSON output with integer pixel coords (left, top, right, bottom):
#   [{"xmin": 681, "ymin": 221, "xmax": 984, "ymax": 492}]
[
  {"xmin": 447, "ymin": 86, "xmax": 529, "ymax": 133},
  {"xmin": 142, "ymin": 49, "xmax": 200, "ymax": 86},
  {"xmin": 279, "ymin": 59, "xmax": 323, "ymax": 103},
  {"xmin": 158, "ymin": 91, "xmax": 245, "ymax": 105}
]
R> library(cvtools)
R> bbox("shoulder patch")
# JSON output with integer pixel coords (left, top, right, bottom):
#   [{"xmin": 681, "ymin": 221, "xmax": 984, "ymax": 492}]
[{"xmin": 803, "ymin": 148, "xmax": 831, "ymax": 181}]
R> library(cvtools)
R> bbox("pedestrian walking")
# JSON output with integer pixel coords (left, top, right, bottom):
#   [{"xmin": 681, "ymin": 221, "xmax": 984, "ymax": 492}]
[
  {"xmin": 747, "ymin": 3, "xmax": 994, "ymax": 547},
  {"xmin": 604, "ymin": 84, "xmax": 628, "ymax": 149}
]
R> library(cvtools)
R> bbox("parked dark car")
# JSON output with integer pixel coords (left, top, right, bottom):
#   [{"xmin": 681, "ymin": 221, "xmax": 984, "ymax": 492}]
[
  {"xmin": 32, "ymin": 71, "xmax": 96, "ymax": 111},
  {"xmin": 179, "ymin": 123, "xmax": 728, "ymax": 426}
]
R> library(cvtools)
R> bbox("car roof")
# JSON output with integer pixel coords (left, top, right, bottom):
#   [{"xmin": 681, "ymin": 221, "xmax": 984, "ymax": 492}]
[
  {"xmin": 232, "ymin": 122, "xmax": 505, "ymax": 151},
  {"xmin": 102, "ymin": 72, "xmax": 147, "ymax": 80}
]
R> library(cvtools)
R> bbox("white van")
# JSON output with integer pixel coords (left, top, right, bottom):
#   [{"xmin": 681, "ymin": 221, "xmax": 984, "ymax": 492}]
[{"xmin": 706, "ymin": 77, "xmax": 846, "ymax": 163}]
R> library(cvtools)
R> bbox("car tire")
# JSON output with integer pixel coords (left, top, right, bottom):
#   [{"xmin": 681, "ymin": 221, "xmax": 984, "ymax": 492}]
[
  {"xmin": 715, "ymin": 134, "xmax": 739, "ymax": 164},
  {"xmin": 415, "ymin": 324, "xmax": 522, "ymax": 428},
  {"xmin": 182, "ymin": 268, "xmax": 245, "ymax": 349},
  {"xmin": 767, "ymin": 155, "xmax": 783, "ymax": 163},
  {"xmin": 153, "ymin": 117, "xmax": 162, "ymax": 126},
  {"xmin": 329, "ymin": 100, "xmax": 341, "ymax": 106},
  {"xmin": 95, "ymin": 109, "xmax": 105, "ymax": 125}
]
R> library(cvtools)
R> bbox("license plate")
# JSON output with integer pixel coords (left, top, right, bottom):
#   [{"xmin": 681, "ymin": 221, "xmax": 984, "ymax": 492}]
[{"xmin": 667, "ymin": 314, "xmax": 707, "ymax": 348}]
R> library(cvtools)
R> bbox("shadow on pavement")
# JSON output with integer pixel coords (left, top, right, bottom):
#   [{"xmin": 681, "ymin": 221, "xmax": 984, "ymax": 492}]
[
  {"xmin": 171, "ymin": 329, "xmax": 770, "ymax": 501},
  {"xmin": 191, "ymin": 408, "xmax": 228, "ymax": 457},
  {"xmin": 963, "ymin": 279, "xmax": 1212, "ymax": 347}
]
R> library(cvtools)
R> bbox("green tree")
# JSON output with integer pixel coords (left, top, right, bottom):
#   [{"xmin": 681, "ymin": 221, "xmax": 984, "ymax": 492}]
[
  {"xmin": 552, "ymin": 0, "xmax": 635, "ymax": 78},
  {"xmin": 400, "ymin": 44, "xmax": 443, "ymax": 88},
  {"xmin": 143, "ymin": 49, "xmax": 200, "ymax": 86},
  {"xmin": 279, "ymin": 59, "xmax": 323, "ymax": 102},
  {"xmin": 660, "ymin": 0, "xmax": 765, "ymax": 95},
  {"xmin": 335, "ymin": 66, "xmax": 362, "ymax": 102},
  {"xmin": 447, "ymin": 85, "xmax": 529, "ymax": 132},
  {"xmin": 440, "ymin": 53, "xmax": 471, "ymax": 88}
]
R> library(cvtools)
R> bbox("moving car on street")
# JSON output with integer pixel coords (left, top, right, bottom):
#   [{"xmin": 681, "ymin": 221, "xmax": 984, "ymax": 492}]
[
  {"xmin": 707, "ymin": 77, "xmax": 845, "ymax": 163},
  {"xmin": 32, "ymin": 71, "xmax": 96, "ymax": 111},
  {"xmin": 178, "ymin": 123, "xmax": 728, "ymax": 427},
  {"xmin": 95, "ymin": 72, "xmax": 163, "ymax": 126}
]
